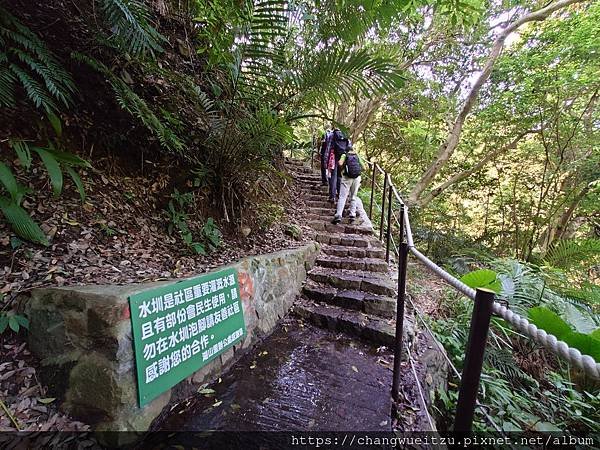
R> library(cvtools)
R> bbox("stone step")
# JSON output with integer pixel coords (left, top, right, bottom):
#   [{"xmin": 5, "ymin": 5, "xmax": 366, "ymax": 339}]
[
  {"xmin": 305, "ymin": 214, "xmax": 365, "ymax": 225},
  {"xmin": 294, "ymin": 173, "xmax": 323, "ymax": 181},
  {"xmin": 303, "ymin": 281, "xmax": 396, "ymax": 318},
  {"xmin": 292, "ymin": 298, "xmax": 397, "ymax": 348},
  {"xmin": 309, "ymin": 220, "xmax": 372, "ymax": 235},
  {"xmin": 301, "ymin": 186, "xmax": 329, "ymax": 194},
  {"xmin": 310, "ymin": 207, "xmax": 337, "ymax": 216},
  {"xmin": 314, "ymin": 232, "xmax": 375, "ymax": 248},
  {"xmin": 308, "ymin": 267, "xmax": 396, "ymax": 297},
  {"xmin": 303, "ymin": 194, "xmax": 329, "ymax": 202},
  {"xmin": 322, "ymin": 244, "xmax": 385, "ymax": 260},
  {"xmin": 306, "ymin": 200, "xmax": 336, "ymax": 209},
  {"xmin": 284, "ymin": 160, "xmax": 305, "ymax": 167},
  {"xmin": 315, "ymin": 255, "xmax": 388, "ymax": 273}
]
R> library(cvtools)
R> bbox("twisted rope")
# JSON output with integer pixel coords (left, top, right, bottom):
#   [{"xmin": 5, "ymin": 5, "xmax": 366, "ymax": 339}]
[
  {"xmin": 408, "ymin": 244, "xmax": 600, "ymax": 380},
  {"xmin": 367, "ymin": 162, "xmax": 600, "ymax": 380},
  {"xmin": 491, "ymin": 303, "xmax": 600, "ymax": 379}
]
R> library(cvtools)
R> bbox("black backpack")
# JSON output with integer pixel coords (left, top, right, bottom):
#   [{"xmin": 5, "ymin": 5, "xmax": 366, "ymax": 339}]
[
  {"xmin": 332, "ymin": 129, "xmax": 349, "ymax": 157},
  {"xmin": 344, "ymin": 153, "xmax": 361, "ymax": 178}
]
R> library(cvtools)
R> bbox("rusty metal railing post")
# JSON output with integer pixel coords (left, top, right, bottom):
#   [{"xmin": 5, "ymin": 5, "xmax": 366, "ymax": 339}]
[
  {"xmin": 454, "ymin": 288, "xmax": 495, "ymax": 432},
  {"xmin": 392, "ymin": 205, "xmax": 407, "ymax": 403},
  {"xmin": 385, "ymin": 185, "xmax": 393, "ymax": 263},
  {"xmin": 368, "ymin": 163, "xmax": 376, "ymax": 220},
  {"xmin": 379, "ymin": 173, "xmax": 388, "ymax": 241}
]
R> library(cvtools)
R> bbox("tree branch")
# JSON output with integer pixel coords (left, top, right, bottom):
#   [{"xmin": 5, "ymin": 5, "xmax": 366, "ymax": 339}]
[{"xmin": 407, "ymin": 0, "xmax": 587, "ymax": 205}]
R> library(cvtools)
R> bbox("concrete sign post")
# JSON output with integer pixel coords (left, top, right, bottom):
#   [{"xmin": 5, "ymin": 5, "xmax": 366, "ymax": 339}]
[{"xmin": 129, "ymin": 267, "xmax": 246, "ymax": 406}]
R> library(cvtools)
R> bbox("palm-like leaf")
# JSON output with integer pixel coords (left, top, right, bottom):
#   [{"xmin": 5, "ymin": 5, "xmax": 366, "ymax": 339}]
[
  {"xmin": 281, "ymin": 47, "xmax": 405, "ymax": 109},
  {"xmin": 33, "ymin": 147, "xmax": 63, "ymax": 196},
  {"xmin": 0, "ymin": 197, "xmax": 48, "ymax": 246},
  {"xmin": 73, "ymin": 52, "xmax": 184, "ymax": 152}
]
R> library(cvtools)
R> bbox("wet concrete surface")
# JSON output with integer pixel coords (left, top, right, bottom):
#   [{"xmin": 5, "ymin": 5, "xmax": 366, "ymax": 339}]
[{"xmin": 158, "ymin": 318, "xmax": 394, "ymax": 432}]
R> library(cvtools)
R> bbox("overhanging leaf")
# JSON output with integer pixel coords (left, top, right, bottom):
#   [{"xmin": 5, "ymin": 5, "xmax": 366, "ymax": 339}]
[
  {"xmin": 461, "ymin": 269, "xmax": 502, "ymax": 294},
  {"xmin": 0, "ymin": 197, "xmax": 49, "ymax": 245},
  {"xmin": 33, "ymin": 147, "xmax": 63, "ymax": 196},
  {"xmin": 562, "ymin": 332, "xmax": 600, "ymax": 363},
  {"xmin": 9, "ymin": 139, "xmax": 32, "ymax": 169},
  {"xmin": 528, "ymin": 306, "xmax": 572, "ymax": 340},
  {"xmin": 8, "ymin": 315, "xmax": 19, "ymax": 332},
  {"xmin": 46, "ymin": 110, "xmax": 62, "ymax": 137},
  {"xmin": 65, "ymin": 166, "xmax": 86, "ymax": 201},
  {"xmin": 15, "ymin": 315, "xmax": 29, "ymax": 329},
  {"xmin": 0, "ymin": 316, "xmax": 8, "ymax": 334},
  {"xmin": 0, "ymin": 161, "xmax": 19, "ymax": 201}
]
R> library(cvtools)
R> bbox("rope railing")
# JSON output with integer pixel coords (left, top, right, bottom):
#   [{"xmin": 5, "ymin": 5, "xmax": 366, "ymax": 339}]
[{"xmin": 361, "ymin": 159, "xmax": 600, "ymax": 432}]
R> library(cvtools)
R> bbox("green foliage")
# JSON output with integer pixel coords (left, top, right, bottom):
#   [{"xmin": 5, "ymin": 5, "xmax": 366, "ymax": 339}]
[
  {"xmin": 255, "ymin": 202, "xmax": 285, "ymax": 230},
  {"xmin": 528, "ymin": 306, "xmax": 600, "ymax": 363},
  {"xmin": 166, "ymin": 189, "xmax": 222, "ymax": 255},
  {"xmin": 0, "ymin": 197, "xmax": 48, "ymax": 246},
  {"xmin": 0, "ymin": 310, "xmax": 29, "ymax": 335},
  {"xmin": 201, "ymin": 217, "xmax": 222, "ymax": 250},
  {"xmin": 528, "ymin": 306, "xmax": 573, "ymax": 339},
  {"xmin": 99, "ymin": 0, "xmax": 166, "ymax": 57},
  {"xmin": 0, "ymin": 7, "xmax": 75, "ymax": 112},
  {"xmin": 543, "ymin": 239, "xmax": 600, "ymax": 271},
  {"xmin": 460, "ymin": 269, "xmax": 501, "ymax": 294},
  {"xmin": 72, "ymin": 53, "xmax": 184, "ymax": 153},
  {"xmin": 98, "ymin": 222, "xmax": 117, "ymax": 237},
  {"xmin": 0, "ymin": 117, "xmax": 90, "ymax": 245}
]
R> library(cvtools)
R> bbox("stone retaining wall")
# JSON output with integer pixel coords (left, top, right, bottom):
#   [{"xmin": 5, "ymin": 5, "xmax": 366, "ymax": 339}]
[{"xmin": 26, "ymin": 242, "xmax": 319, "ymax": 433}]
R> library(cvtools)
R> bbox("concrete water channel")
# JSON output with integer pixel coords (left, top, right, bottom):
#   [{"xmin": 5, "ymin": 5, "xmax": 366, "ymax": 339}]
[{"xmin": 156, "ymin": 318, "xmax": 393, "ymax": 433}]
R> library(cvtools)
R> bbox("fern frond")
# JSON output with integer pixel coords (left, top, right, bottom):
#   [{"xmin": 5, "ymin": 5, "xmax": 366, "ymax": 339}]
[
  {"xmin": 73, "ymin": 52, "xmax": 183, "ymax": 152},
  {"xmin": 99, "ymin": 0, "xmax": 166, "ymax": 57},
  {"xmin": 543, "ymin": 239, "xmax": 600, "ymax": 270},
  {"xmin": 0, "ymin": 66, "xmax": 16, "ymax": 107},
  {"xmin": 8, "ymin": 64, "xmax": 57, "ymax": 111},
  {"xmin": 0, "ymin": 7, "xmax": 75, "ymax": 112}
]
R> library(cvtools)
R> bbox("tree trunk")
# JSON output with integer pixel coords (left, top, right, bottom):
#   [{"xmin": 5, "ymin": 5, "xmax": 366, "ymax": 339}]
[
  {"xmin": 407, "ymin": 0, "xmax": 586, "ymax": 205},
  {"xmin": 418, "ymin": 130, "xmax": 533, "ymax": 207}
]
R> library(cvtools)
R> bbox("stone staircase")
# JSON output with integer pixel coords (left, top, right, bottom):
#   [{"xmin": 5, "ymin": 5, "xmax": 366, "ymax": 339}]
[{"xmin": 285, "ymin": 158, "xmax": 414, "ymax": 348}]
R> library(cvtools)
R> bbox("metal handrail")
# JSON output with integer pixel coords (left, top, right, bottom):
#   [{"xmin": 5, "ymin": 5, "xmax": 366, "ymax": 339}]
[{"xmin": 362, "ymin": 158, "xmax": 600, "ymax": 432}]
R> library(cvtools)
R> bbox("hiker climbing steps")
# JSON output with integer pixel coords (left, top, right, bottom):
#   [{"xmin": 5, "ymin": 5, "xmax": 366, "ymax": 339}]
[{"xmin": 285, "ymin": 157, "xmax": 414, "ymax": 349}]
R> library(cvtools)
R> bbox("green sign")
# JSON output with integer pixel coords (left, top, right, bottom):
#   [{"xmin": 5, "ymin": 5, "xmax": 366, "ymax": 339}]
[{"xmin": 129, "ymin": 267, "xmax": 246, "ymax": 406}]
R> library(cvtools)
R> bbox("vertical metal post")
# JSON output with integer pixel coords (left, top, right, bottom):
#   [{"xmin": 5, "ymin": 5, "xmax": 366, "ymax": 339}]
[
  {"xmin": 385, "ymin": 186, "xmax": 393, "ymax": 263},
  {"xmin": 311, "ymin": 134, "xmax": 315, "ymax": 170},
  {"xmin": 454, "ymin": 288, "xmax": 495, "ymax": 432},
  {"xmin": 368, "ymin": 163, "xmax": 376, "ymax": 220},
  {"xmin": 379, "ymin": 174, "xmax": 388, "ymax": 241},
  {"xmin": 392, "ymin": 205, "xmax": 407, "ymax": 403}
]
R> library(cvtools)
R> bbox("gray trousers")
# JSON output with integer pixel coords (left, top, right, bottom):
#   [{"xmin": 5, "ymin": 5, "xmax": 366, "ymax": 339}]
[{"xmin": 335, "ymin": 175, "xmax": 361, "ymax": 218}]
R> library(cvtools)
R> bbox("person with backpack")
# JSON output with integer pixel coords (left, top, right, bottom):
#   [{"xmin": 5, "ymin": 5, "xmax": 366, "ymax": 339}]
[
  {"xmin": 332, "ymin": 141, "xmax": 363, "ymax": 224},
  {"xmin": 319, "ymin": 129, "xmax": 333, "ymax": 186},
  {"xmin": 328, "ymin": 128, "xmax": 349, "ymax": 203}
]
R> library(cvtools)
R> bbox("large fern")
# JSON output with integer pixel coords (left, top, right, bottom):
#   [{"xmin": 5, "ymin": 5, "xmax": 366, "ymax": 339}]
[
  {"xmin": 0, "ymin": 7, "xmax": 75, "ymax": 112},
  {"xmin": 73, "ymin": 53, "xmax": 184, "ymax": 153},
  {"xmin": 543, "ymin": 239, "xmax": 600, "ymax": 271},
  {"xmin": 98, "ymin": 0, "xmax": 166, "ymax": 57}
]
